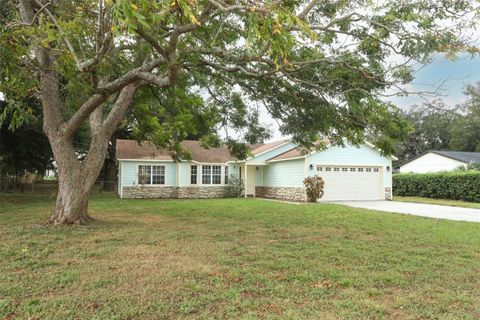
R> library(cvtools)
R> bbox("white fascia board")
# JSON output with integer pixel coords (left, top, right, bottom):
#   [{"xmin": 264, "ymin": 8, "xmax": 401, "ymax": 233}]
[
  {"xmin": 118, "ymin": 159, "xmax": 174, "ymax": 162},
  {"xmin": 244, "ymin": 162, "xmax": 269, "ymax": 166},
  {"xmin": 190, "ymin": 160, "xmax": 231, "ymax": 165},
  {"xmin": 247, "ymin": 140, "xmax": 291, "ymax": 160},
  {"xmin": 364, "ymin": 141, "xmax": 398, "ymax": 161},
  {"xmin": 266, "ymin": 155, "xmax": 307, "ymax": 163}
]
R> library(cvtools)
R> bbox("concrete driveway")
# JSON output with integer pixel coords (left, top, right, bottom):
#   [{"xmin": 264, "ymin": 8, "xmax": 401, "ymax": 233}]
[{"xmin": 333, "ymin": 200, "xmax": 480, "ymax": 223}]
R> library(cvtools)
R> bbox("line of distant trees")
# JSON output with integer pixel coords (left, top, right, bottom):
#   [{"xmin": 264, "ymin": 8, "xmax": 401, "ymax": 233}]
[{"xmin": 394, "ymin": 82, "xmax": 480, "ymax": 165}]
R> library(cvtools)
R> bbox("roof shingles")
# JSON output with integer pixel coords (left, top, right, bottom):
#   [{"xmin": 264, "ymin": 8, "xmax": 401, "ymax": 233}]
[
  {"xmin": 116, "ymin": 139, "xmax": 236, "ymax": 163},
  {"xmin": 432, "ymin": 150, "xmax": 480, "ymax": 163},
  {"xmin": 250, "ymin": 139, "xmax": 289, "ymax": 156}
]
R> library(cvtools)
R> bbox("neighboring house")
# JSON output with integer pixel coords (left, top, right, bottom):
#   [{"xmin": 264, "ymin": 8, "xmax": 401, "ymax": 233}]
[
  {"xmin": 116, "ymin": 139, "xmax": 396, "ymax": 202},
  {"xmin": 398, "ymin": 151, "xmax": 480, "ymax": 173}
]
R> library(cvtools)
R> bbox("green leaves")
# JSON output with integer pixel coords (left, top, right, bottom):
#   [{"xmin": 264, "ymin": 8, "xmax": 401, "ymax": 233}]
[
  {"xmin": 128, "ymin": 80, "xmax": 220, "ymax": 160},
  {"xmin": 4, "ymin": 0, "xmax": 478, "ymax": 164}
]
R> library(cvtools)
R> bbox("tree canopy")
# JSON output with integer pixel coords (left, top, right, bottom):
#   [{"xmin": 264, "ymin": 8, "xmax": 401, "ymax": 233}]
[{"xmin": 3, "ymin": 0, "xmax": 478, "ymax": 156}]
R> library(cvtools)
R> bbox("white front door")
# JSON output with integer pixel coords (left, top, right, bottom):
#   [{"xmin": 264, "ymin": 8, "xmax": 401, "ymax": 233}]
[
  {"xmin": 246, "ymin": 166, "xmax": 256, "ymax": 196},
  {"xmin": 317, "ymin": 165, "xmax": 384, "ymax": 201}
]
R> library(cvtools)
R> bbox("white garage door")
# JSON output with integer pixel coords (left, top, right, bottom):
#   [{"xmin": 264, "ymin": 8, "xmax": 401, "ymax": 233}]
[{"xmin": 316, "ymin": 165, "xmax": 384, "ymax": 201}]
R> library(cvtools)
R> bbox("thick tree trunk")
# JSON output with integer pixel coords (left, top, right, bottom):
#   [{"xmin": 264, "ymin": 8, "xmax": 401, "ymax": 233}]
[
  {"xmin": 48, "ymin": 151, "xmax": 110, "ymax": 224},
  {"xmin": 47, "ymin": 149, "xmax": 96, "ymax": 225},
  {"xmin": 47, "ymin": 139, "xmax": 108, "ymax": 225},
  {"xmin": 17, "ymin": 0, "xmax": 141, "ymax": 225},
  {"xmin": 49, "ymin": 174, "xmax": 93, "ymax": 225},
  {"xmin": 45, "ymin": 84, "xmax": 139, "ymax": 225}
]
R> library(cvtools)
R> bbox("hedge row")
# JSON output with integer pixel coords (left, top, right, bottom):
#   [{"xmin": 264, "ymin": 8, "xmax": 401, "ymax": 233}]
[{"xmin": 393, "ymin": 171, "xmax": 480, "ymax": 202}]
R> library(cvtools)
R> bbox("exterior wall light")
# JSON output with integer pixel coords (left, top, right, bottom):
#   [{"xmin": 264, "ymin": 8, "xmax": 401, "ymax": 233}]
[
  {"xmin": 386, "ymin": 166, "xmax": 391, "ymax": 172},
  {"xmin": 309, "ymin": 164, "xmax": 314, "ymax": 170}
]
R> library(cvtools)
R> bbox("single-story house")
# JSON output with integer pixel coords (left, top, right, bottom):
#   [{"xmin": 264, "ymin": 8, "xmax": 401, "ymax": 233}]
[
  {"xmin": 398, "ymin": 150, "xmax": 480, "ymax": 173},
  {"xmin": 116, "ymin": 139, "xmax": 396, "ymax": 201}
]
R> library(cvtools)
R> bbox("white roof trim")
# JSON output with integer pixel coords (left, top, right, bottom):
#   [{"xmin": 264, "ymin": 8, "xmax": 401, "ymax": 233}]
[
  {"xmin": 118, "ymin": 159, "xmax": 233, "ymax": 164},
  {"xmin": 246, "ymin": 140, "xmax": 291, "ymax": 160},
  {"xmin": 245, "ymin": 162, "xmax": 269, "ymax": 166},
  {"xmin": 117, "ymin": 159, "xmax": 175, "ymax": 162},
  {"xmin": 364, "ymin": 141, "xmax": 398, "ymax": 160},
  {"xmin": 190, "ymin": 160, "xmax": 231, "ymax": 165},
  {"xmin": 266, "ymin": 155, "xmax": 307, "ymax": 163}
]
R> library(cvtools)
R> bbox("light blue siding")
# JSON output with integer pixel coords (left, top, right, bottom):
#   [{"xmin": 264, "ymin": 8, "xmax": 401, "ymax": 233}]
[
  {"xmin": 228, "ymin": 163, "xmax": 239, "ymax": 180},
  {"xmin": 246, "ymin": 142, "xmax": 297, "ymax": 164},
  {"xmin": 120, "ymin": 161, "xmax": 137, "ymax": 187},
  {"xmin": 178, "ymin": 162, "xmax": 191, "ymax": 186},
  {"xmin": 263, "ymin": 159, "xmax": 305, "ymax": 187},
  {"xmin": 120, "ymin": 161, "xmax": 238, "ymax": 190},
  {"xmin": 255, "ymin": 166, "xmax": 263, "ymax": 186},
  {"xmin": 306, "ymin": 144, "xmax": 392, "ymax": 189},
  {"xmin": 120, "ymin": 161, "xmax": 177, "ymax": 187}
]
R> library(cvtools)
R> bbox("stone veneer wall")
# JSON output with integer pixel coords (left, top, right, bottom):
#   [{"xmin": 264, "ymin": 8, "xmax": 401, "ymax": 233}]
[
  {"xmin": 122, "ymin": 186, "xmax": 229, "ymax": 199},
  {"xmin": 385, "ymin": 187, "xmax": 392, "ymax": 200},
  {"xmin": 255, "ymin": 186, "xmax": 306, "ymax": 202}
]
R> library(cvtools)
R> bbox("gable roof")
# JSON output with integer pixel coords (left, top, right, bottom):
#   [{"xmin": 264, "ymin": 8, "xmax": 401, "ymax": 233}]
[
  {"xmin": 399, "ymin": 150, "xmax": 480, "ymax": 167},
  {"xmin": 116, "ymin": 139, "xmax": 236, "ymax": 163},
  {"xmin": 267, "ymin": 146, "xmax": 306, "ymax": 162},
  {"xmin": 431, "ymin": 150, "xmax": 480, "ymax": 163},
  {"xmin": 250, "ymin": 139, "xmax": 290, "ymax": 156}
]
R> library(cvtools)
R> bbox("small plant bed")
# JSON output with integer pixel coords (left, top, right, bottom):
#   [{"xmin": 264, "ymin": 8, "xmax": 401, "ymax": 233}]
[{"xmin": 394, "ymin": 196, "xmax": 480, "ymax": 209}]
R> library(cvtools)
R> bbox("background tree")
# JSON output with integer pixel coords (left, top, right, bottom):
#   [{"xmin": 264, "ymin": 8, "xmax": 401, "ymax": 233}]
[
  {"xmin": 395, "ymin": 82, "xmax": 480, "ymax": 164},
  {"xmin": 449, "ymin": 83, "xmax": 480, "ymax": 152},
  {"xmin": 1, "ymin": 0, "xmax": 478, "ymax": 224},
  {"xmin": 395, "ymin": 101, "xmax": 458, "ymax": 163},
  {"xmin": 0, "ymin": 98, "xmax": 53, "ymax": 177}
]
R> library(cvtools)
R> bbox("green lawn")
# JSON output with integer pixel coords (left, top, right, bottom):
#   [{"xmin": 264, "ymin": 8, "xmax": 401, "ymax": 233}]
[
  {"xmin": 395, "ymin": 196, "xmax": 480, "ymax": 209},
  {"xmin": 1, "ymin": 193, "xmax": 480, "ymax": 319}
]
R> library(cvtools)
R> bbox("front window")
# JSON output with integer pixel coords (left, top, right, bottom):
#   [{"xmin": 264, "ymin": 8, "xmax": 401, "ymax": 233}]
[
  {"xmin": 138, "ymin": 165, "xmax": 151, "ymax": 184},
  {"xmin": 191, "ymin": 165, "xmax": 197, "ymax": 184},
  {"xmin": 212, "ymin": 165, "xmax": 221, "ymax": 184},
  {"xmin": 152, "ymin": 166, "xmax": 165, "ymax": 184},
  {"xmin": 202, "ymin": 165, "xmax": 211, "ymax": 184},
  {"xmin": 201, "ymin": 165, "xmax": 222, "ymax": 185},
  {"xmin": 138, "ymin": 165, "xmax": 165, "ymax": 185},
  {"xmin": 224, "ymin": 166, "xmax": 229, "ymax": 184}
]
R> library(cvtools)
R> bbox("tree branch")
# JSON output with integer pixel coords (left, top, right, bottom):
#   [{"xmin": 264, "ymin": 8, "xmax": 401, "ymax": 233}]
[
  {"xmin": 63, "ymin": 94, "xmax": 108, "ymax": 138},
  {"xmin": 63, "ymin": 58, "xmax": 166, "ymax": 138},
  {"xmin": 32, "ymin": 0, "xmax": 85, "ymax": 70},
  {"xmin": 297, "ymin": 0, "xmax": 320, "ymax": 20}
]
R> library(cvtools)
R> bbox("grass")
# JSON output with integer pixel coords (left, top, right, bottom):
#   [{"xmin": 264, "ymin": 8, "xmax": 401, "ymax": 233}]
[
  {"xmin": 1, "ymin": 193, "xmax": 480, "ymax": 319},
  {"xmin": 395, "ymin": 196, "xmax": 480, "ymax": 209}
]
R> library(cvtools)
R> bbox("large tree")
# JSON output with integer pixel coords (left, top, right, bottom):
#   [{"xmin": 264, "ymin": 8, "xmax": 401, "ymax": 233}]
[
  {"xmin": 395, "ymin": 101, "xmax": 458, "ymax": 163},
  {"xmin": 1, "ymin": 0, "xmax": 478, "ymax": 224}
]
